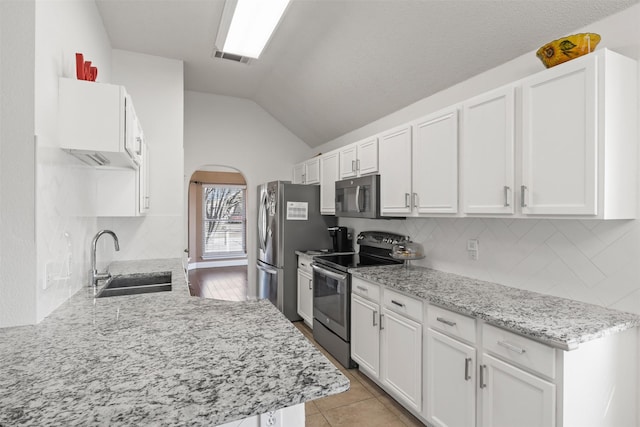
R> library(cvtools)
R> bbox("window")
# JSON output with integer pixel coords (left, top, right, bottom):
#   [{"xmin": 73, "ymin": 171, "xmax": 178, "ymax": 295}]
[{"xmin": 202, "ymin": 184, "xmax": 247, "ymax": 258}]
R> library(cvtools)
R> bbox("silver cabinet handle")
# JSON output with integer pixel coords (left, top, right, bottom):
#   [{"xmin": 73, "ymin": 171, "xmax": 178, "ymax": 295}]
[
  {"xmin": 497, "ymin": 340, "xmax": 526, "ymax": 354},
  {"xmin": 373, "ymin": 310, "xmax": 378, "ymax": 326},
  {"xmin": 356, "ymin": 286, "xmax": 368, "ymax": 292},
  {"xmin": 503, "ymin": 186, "xmax": 510, "ymax": 207},
  {"xmin": 412, "ymin": 193, "xmax": 418, "ymax": 209},
  {"xmin": 520, "ymin": 185, "xmax": 527, "ymax": 207},
  {"xmin": 356, "ymin": 159, "xmax": 360, "ymax": 171},
  {"xmin": 380, "ymin": 313, "xmax": 384, "ymax": 330},
  {"xmin": 464, "ymin": 357, "xmax": 472, "ymax": 381},
  {"xmin": 351, "ymin": 160, "xmax": 356, "ymax": 172},
  {"xmin": 436, "ymin": 317, "xmax": 456, "ymax": 327},
  {"xmin": 308, "ymin": 279, "xmax": 312, "ymax": 290},
  {"xmin": 302, "ymin": 173, "xmax": 306, "ymax": 184},
  {"xmin": 391, "ymin": 300, "xmax": 405, "ymax": 307},
  {"xmin": 405, "ymin": 193, "xmax": 411, "ymax": 208},
  {"xmin": 479, "ymin": 364, "xmax": 487, "ymax": 389}
]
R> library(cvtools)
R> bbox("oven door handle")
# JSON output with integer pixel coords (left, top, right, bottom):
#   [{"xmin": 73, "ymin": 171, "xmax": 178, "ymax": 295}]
[{"xmin": 311, "ymin": 263, "xmax": 348, "ymax": 281}]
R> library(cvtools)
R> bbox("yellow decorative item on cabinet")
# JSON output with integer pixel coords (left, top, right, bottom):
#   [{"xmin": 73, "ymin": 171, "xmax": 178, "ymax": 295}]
[{"xmin": 536, "ymin": 33, "xmax": 601, "ymax": 68}]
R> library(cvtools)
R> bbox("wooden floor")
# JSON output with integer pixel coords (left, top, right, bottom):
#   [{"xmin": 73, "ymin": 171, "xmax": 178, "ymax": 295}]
[
  {"xmin": 188, "ymin": 266, "xmax": 248, "ymax": 301},
  {"xmin": 189, "ymin": 266, "xmax": 425, "ymax": 426}
]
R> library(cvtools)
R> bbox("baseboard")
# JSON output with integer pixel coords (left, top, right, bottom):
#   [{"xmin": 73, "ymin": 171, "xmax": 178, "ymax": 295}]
[{"xmin": 188, "ymin": 259, "xmax": 248, "ymax": 270}]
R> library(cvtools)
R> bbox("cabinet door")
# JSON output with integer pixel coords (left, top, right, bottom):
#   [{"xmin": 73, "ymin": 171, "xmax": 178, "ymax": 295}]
[
  {"xmin": 292, "ymin": 163, "xmax": 305, "ymax": 184},
  {"xmin": 339, "ymin": 144, "xmax": 358, "ymax": 179},
  {"xmin": 426, "ymin": 329, "xmax": 476, "ymax": 427},
  {"xmin": 296, "ymin": 270, "xmax": 313, "ymax": 327},
  {"xmin": 481, "ymin": 354, "xmax": 556, "ymax": 427},
  {"xmin": 357, "ymin": 137, "xmax": 379, "ymax": 176},
  {"xmin": 138, "ymin": 140, "xmax": 150, "ymax": 214},
  {"xmin": 380, "ymin": 308, "xmax": 422, "ymax": 412},
  {"xmin": 462, "ymin": 86, "xmax": 515, "ymax": 214},
  {"xmin": 305, "ymin": 158, "xmax": 320, "ymax": 184},
  {"xmin": 412, "ymin": 108, "xmax": 458, "ymax": 214},
  {"xmin": 521, "ymin": 55, "xmax": 597, "ymax": 215},
  {"xmin": 320, "ymin": 151, "xmax": 340, "ymax": 215},
  {"xmin": 379, "ymin": 125, "xmax": 412, "ymax": 215},
  {"xmin": 351, "ymin": 294, "xmax": 380, "ymax": 378}
]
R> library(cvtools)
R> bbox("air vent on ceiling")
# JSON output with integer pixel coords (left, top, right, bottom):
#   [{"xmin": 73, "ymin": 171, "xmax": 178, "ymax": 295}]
[{"xmin": 213, "ymin": 50, "xmax": 251, "ymax": 64}]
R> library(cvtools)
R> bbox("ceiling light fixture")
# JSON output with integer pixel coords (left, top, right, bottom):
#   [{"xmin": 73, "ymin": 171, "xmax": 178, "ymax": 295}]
[{"xmin": 215, "ymin": 0, "xmax": 291, "ymax": 60}]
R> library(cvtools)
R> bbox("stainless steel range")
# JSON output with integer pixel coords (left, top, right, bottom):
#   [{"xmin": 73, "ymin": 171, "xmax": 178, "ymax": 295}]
[{"xmin": 311, "ymin": 231, "xmax": 408, "ymax": 368}]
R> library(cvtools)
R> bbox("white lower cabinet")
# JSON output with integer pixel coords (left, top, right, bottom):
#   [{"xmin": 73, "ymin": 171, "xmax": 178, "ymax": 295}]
[
  {"xmin": 480, "ymin": 354, "xmax": 555, "ymax": 427},
  {"xmin": 351, "ymin": 293, "xmax": 380, "ymax": 377},
  {"xmin": 422, "ymin": 305, "xmax": 638, "ymax": 427},
  {"xmin": 380, "ymin": 307, "xmax": 422, "ymax": 412},
  {"xmin": 296, "ymin": 255, "xmax": 314, "ymax": 328},
  {"xmin": 426, "ymin": 329, "xmax": 476, "ymax": 427},
  {"xmin": 351, "ymin": 277, "xmax": 423, "ymax": 413}
]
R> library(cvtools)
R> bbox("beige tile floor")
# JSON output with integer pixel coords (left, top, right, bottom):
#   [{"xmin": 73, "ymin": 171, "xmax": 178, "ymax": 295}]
[{"xmin": 294, "ymin": 322, "xmax": 426, "ymax": 427}]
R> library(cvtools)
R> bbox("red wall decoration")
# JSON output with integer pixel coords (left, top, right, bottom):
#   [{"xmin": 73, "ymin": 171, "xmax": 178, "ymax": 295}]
[{"xmin": 75, "ymin": 53, "xmax": 98, "ymax": 81}]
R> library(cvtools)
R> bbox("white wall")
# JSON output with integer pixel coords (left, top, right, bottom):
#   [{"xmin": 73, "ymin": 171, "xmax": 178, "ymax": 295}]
[
  {"xmin": 184, "ymin": 91, "xmax": 313, "ymax": 297},
  {"xmin": 319, "ymin": 5, "xmax": 640, "ymax": 315},
  {"xmin": 97, "ymin": 50, "xmax": 184, "ymax": 263},
  {"xmin": 33, "ymin": 0, "xmax": 112, "ymax": 322},
  {"xmin": 0, "ymin": 0, "xmax": 37, "ymax": 327}
]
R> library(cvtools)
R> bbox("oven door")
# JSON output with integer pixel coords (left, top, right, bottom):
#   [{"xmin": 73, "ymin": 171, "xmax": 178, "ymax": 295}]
[{"xmin": 312, "ymin": 263, "xmax": 350, "ymax": 341}]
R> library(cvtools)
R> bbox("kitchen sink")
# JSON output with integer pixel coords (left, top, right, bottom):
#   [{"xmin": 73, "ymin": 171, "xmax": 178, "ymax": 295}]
[{"xmin": 97, "ymin": 272, "xmax": 172, "ymax": 297}]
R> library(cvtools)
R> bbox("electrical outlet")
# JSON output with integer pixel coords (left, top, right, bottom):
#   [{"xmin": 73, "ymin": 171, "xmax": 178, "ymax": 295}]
[
  {"xmin": 467, "ymin": 239, "xmax": 479, "ymax": 261},
  {"xmin": 260, "ymin": 410, "xmax": 281, "ymax": 427}
]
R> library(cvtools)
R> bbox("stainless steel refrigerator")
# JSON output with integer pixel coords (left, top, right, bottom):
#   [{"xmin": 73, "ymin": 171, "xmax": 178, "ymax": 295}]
[{"xmin": 257, "ymin": 181, "xmax": 336, "ymax": 321}]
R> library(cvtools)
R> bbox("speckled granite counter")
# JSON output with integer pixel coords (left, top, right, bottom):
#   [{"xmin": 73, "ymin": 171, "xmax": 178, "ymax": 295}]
[
  {"xmin": 350, "ymin": 265, "xmax": 640, "ymax": 351},
  {"xmin": 0, "ymin": 259, "xmax": 349, "ymax": 426}
]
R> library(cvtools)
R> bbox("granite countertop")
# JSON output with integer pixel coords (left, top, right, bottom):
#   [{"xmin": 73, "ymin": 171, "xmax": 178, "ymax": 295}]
[
  {"xmin": 350, "ymin": 265, "xmax": 640, "ymax": 351},
  {"xmin": 0, "ymin": 259, "xmax": 349, "ymax": 426}
]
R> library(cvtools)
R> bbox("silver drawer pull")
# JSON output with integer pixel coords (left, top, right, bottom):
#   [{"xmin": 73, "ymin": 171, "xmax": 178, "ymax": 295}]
[
  {"xmin": 356, "ymin": 286, "xmax": 368, "ymax": 292},
  {"xmin": 436, "ymin": 317, "xmax": 457, "ymax": 327},
  {"xmin": 373, "ymin": 310, "xmax": 378, "ymax": 326},
  {"xmin": 391, "ymin": 300, "xmax": 405, "ymax": 307},
  {"xmin": 497, "ymin": 340, "xmax": 526, "ymax": 354},
  {"xmin": 479, "ymin": 364, "xmax": 487, "ymax": 389}
]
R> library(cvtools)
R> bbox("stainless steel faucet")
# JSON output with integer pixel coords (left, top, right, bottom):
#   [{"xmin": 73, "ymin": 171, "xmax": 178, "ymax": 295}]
[{"xmin": 91, "ymin": 230, "xmax": 120, "ymax": 287}]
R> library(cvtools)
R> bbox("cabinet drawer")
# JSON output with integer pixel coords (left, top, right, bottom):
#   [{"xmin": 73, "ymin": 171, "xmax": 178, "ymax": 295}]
[
  {"xmin": 428, "ymin": 304, "xmax": 476, "ymax": 344},
  {"xmin": 482, "ymin": 324, "xmax": 556, "ymax": 379},
  {"xmin": 352, "ymin": 277, "xmax": 380, "ymax": 302},
  {"xmin": 383, "ymin": 288, "xmax": 422, "ymax": 321},
  {"xmin": 297, "ymin": 255, "xmax": 314, "ymax": 274}
]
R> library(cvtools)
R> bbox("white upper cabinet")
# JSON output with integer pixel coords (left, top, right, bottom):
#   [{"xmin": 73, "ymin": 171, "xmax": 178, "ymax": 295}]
[
  {"xmin": 520, "ymin": 49, "xmax": 637, "ymax": 219},
  {"xmin": 292, "ymin": 157, "xmax": 320, "ymax": 185},
  {"xmin": 379, "ymin": 108, "xmax": 459, "ymax": 217},
  {"xmin": 379, "ymin": 125, "xmax": 413, "ymax": 215},
  {"xmin": 320, "ymin": 150, "xmax": 340, "ymax": 215},
  {"xmin": 462, "ymin": 86, "xmax": 515, "ymax": 214},
  {"xmin": 59, "ymin": 78, "xmax": 140, "ymax": 169},
  {"xmin": 339, "ymin": 137, "xmax": 379, "ymax": 179},
  {"xmin": 412, "ymin": 108, "xmax": 459, "ymax": 214},
  {"xmin": 521, "ymin": 54, "xmax": 597, "ymax": 216}
]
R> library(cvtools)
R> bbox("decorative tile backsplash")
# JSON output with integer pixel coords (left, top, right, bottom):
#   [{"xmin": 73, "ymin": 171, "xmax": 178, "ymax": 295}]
[{"xmin": 340, "ymin": 216, "xmax": 640, "ymax": 315}]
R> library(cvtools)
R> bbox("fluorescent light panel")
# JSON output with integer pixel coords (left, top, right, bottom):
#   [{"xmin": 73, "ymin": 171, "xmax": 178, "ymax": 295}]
[{"xmin": 218, "ymin": 0, "xmax": 291, "ymax": 59}]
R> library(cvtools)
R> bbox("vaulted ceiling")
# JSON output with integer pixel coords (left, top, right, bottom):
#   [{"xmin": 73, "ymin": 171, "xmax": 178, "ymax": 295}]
[{"xmin": 96, "ymin": 0, "xmax": 638, "ymax": 147}]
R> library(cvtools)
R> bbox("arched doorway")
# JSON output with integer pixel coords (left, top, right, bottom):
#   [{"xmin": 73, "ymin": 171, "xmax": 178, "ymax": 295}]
[{"xmin": 187, "ymin": 166, "xmax": 248, "ymax": 301}]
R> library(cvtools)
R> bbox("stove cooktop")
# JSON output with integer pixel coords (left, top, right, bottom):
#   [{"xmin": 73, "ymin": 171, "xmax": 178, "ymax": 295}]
[{"xmin": 313, "ymin": 252, "xmax": 401, "ymax": 272}]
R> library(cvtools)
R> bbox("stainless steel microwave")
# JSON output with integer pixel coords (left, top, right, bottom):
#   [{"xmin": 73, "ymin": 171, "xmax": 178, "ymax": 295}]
[{"xmin": 335, "ymin": 174, "xmax": 382, "ymax": 218}]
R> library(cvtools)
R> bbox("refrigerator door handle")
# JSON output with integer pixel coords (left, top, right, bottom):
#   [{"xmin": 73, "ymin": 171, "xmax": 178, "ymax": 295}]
[
  {"xmin": 257, "ymin": 262, "xmax": 278, "ymax": 275},
  {"xmin": 258, "ymin": 190, "xmax": 269, "ymax": 251}
]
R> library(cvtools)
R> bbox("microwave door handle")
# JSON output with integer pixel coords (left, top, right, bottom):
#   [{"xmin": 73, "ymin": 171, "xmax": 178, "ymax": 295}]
[{"xmin": 355, "ymin": 185, "xmax": 361, "ymax": 212}]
